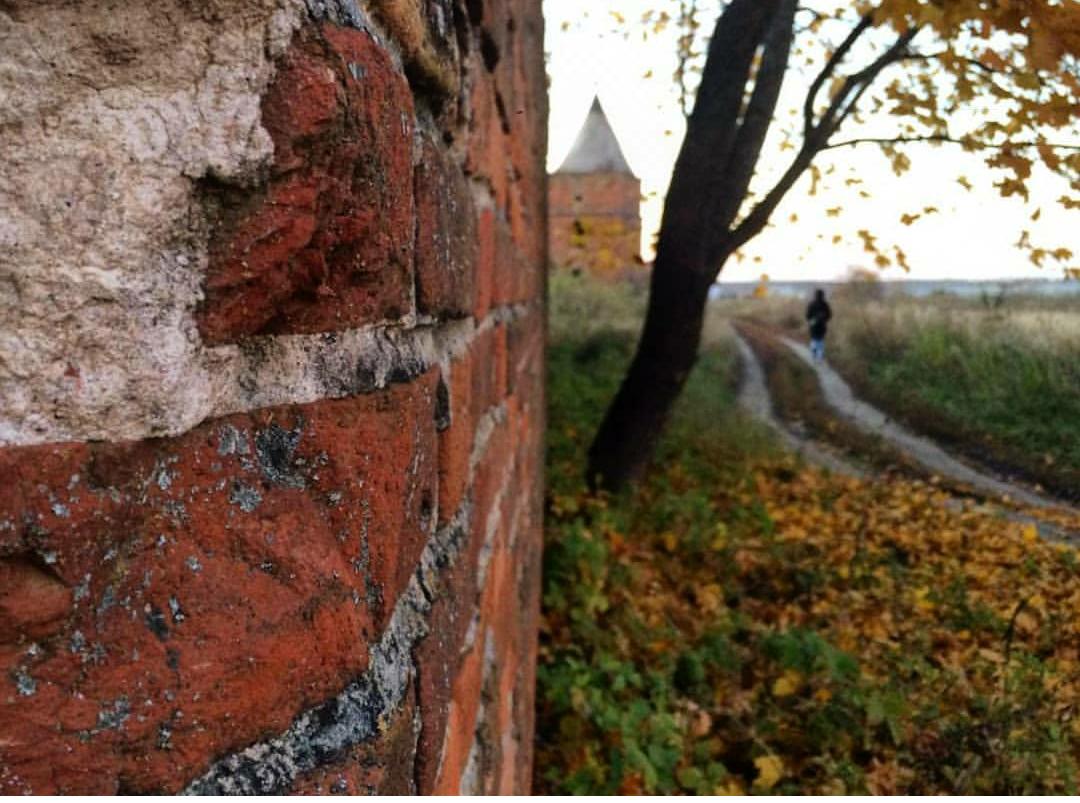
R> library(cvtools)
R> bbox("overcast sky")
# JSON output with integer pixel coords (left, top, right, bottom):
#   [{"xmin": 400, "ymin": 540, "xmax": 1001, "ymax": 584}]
[{"xmin": 543, "ymin": 0, "xmax": 1079, "ymax": 282}]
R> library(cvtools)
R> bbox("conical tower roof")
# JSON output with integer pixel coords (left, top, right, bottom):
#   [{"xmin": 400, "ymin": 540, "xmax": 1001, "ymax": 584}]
[{"xmin": 555, "ymin": 97, "xmax": 635, "ymax": 176}]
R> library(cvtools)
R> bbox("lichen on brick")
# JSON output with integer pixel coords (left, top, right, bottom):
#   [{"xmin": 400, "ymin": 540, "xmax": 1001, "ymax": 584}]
[
  {"xmin": 96, "ymin": 697, "xmax": 132, "ymax": 732},
  {"xmin": 229, "ymin": 483, "xmax": 263, "ymax": 513},
  {"xmin": 183, "ymin": 502, "xmax": 470, "ymax": 795},
  {"xmin": 14, "ymin": 670, "xmax": 37, "ymax": 697},
  {"xmin": 254, "ymin": 423, "xmax": 307, "ymax": 489},
  {"xmin": 216, "ymin": 424, "xmax": 250, "ymax": 457}
]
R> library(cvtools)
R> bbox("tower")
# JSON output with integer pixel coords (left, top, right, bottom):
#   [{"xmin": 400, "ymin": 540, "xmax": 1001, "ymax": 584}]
[{"xmin": 548, "ymin": 97, "xmax": 642, "ymax": 277}]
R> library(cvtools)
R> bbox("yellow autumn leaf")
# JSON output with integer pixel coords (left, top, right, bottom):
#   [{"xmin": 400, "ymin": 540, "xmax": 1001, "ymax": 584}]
[
  {"xmin": 753, "ymin": 755, "xmax": 784, "ymax": 790},
  {"xmin": 712, "ymin": 522, "xmax": 728, "ymax": 550},
  {"xmin": 772, "ymin": 670, "xmax": 802, "ymax": 697},
  {"xmin": 695, "ymin": 583, "xmax": 723, "ymax": 614},
  {"xmin": 714, "ymin": 779, "xmax": 745, "ymax": 795},
  {"xmin": 912, "ymin": 587, "xmax": 934, "ymax": 613},
  {"xmin": 978, "ymin": 647, "xmax": 1006, "ymax": 664}
]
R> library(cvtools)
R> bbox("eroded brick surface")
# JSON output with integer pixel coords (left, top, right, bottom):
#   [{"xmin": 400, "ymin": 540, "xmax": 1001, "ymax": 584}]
[
  {"xmin": 0, "ymin": 378, "xmax": 437, "ymax": 793},
  {"xmin": 415, "ymin": 133, "xmax": 477, "ymax": 318},
  {"xmin": 198, "ymin": 24, "xmax": 416, "ymax": 342}
]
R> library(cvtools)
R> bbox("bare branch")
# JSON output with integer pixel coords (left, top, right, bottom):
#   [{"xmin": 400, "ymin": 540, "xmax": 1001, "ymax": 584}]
[
  {"xmin": 818, "ymin": 27, "xmax": 920, "ymax": 141},
  {"xmin": 711, "ymin": 25, "xmax": 920, "ymax": 265},
  {"xmin": 793, "ymin": 5, "xmax": 827, "ymax": 35},
  {"xmin": 902, "ymin": 50, "xmax": 997, "ymax": 74},
  {"xmin": 722, "ymin": 149, "xmax": 814, "ymax": 261},
  {"xmin": 824, "ymin": 135, "xmax": 1080, "ymax": 151},
  {"xmin": 803, "ymin": 12, "xmax": 874, "ymax": 140},
  {"xmin": 715, "ymin": 26, "xmax": 923, "ymax": 265}
]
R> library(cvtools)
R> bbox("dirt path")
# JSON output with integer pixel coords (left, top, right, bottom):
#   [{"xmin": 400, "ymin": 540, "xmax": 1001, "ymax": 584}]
[
  {"xmin": 780, "ymin": 337, "xmax": 1066, "ymax": 510},
  {"xmin": 733, "ymin": 335, "xmax": 865, "ymax": 477},
  {"xmin": 733, "ymin": 330, "xmax": 1079, "ymax": 543}
]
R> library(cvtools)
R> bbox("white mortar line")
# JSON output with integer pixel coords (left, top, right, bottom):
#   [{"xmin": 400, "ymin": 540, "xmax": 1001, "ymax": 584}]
[{"xmin": 2, "ymin": 301, "xmax": 541, "ymax": 448}]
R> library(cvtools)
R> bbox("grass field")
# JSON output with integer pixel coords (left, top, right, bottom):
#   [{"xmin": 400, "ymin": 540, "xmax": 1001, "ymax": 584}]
[
  {"xmin": 536, "ymin": 274, "xmax": 1080, "ymax": 795},
  {"xmin": 829, "ymin": 297, "xmax": 1080, "ymax": 501},
  {"xmin": 717, "ymin": 291, "xmax": 1080, "ymax": 501}
]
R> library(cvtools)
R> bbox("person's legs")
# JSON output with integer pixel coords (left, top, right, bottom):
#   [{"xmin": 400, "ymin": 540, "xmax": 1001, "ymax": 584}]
[{"xmin": 810, "ymin": 337, "xmax": 825, "ymax": 360}]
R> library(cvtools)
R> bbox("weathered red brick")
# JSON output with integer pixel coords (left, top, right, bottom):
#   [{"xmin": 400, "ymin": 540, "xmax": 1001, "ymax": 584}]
[
  {"xmin": 414, "ymin": 133, "xmax": 477, "ymax": 317},
  {"xmin": 413, "ymin": 531, "xmax": 479, "ymax": 793},
  {"xmin": 493, "ymin": 324, "xmax": 508, "ymax": 401},
  {"xmin": 470, "ymin": 401, "xmax": 518, "ymax": 557},
  {"xmin": 1, "ymin": 0, "xmax": 549, "ymax": 796},
  {"xmin": 474, "ymin": 206, "xmax": 496, "ymax": 320},
  {"xmin": 493, "ymin": 213, "xmax": 538, "ymax": 305},
  {"xmin": 505, "ymin": 7, "xmax": 549, "ymax": 272},
  {"xmin": 0, "ymin": 555, "xmax": 72, "ymax": 643},
  {"xmin": 0, "ymin": 376, "xmax": 437, "ymax": 794},
  {"xmin": 463, "ymin": 0, "xmax": 548, "ymax": 275},
  {"xmin": 198, "ymin": 23, "xmax": 416, "ymax": 342},
  {"xmin": 468, "ymin": 326, "xmax": 500, "ymax": 425},
  {"xmin": 506, "ymin": 307, "xmax": 544, "ymax": 397},
  {"xmin": 437, "ymin": 357, "xmax": 472, "ymax": 527},
  {"xmin": 431, "ymin": 624, "xmax": 487, "ymax": 794},
  {"xmin": 464, "ymin": 57, "xmax": 509, "ymax": 208},
  {"xmin": 509, "ymin": 531, "xmax": 542, "ymax": 793}
]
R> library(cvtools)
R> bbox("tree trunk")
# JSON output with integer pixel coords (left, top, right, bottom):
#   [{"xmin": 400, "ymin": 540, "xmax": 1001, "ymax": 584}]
[
  {"xmin": 586, "ymin": 251, "xmax": 712, "ymax": 491},
  {"xmin": 586, "ymin": 0, "xmax": 796, "ymax": 491}
]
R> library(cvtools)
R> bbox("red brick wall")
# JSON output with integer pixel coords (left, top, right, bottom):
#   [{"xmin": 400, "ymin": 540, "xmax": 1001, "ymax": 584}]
[
  {"xmin": 0, "ymin": 0, "xmax": 545, "ymax": 794},
  {"xmin": 549, "ymin": 172, "xmax": 642, "ymax": 276}
]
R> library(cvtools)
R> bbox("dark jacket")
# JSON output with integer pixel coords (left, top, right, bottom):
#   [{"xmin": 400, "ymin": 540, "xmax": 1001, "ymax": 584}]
[{"xmin": 806, "ymin": 298, "xmax": 832, "ymax": 339}]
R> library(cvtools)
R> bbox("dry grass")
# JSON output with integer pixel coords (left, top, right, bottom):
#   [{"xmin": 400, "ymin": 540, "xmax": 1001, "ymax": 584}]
[{"xmin": 830, "ymin": 299, "xmax": 1080, "ymax": 359}]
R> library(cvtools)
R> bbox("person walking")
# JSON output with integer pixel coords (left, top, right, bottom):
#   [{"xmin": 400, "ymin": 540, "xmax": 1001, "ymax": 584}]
[{"xmin": 806, "ymin": 288, "xmax": 832, "ymax": 361}]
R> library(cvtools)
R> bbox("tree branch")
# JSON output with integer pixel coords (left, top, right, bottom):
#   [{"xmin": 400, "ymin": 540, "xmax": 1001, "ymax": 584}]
[
  {"xmin": 656, "ymin": 0, "xmax": 780, "ymax": 270},
  {"xmin": 823, "ymin": 134, "xmax": 1080, "ymax": 151},
  {"xmin": 719, "ymin": 26, "xmax": 920, "ymax": 264},
  {"xmin": 803, "ymin": 12, "xmax": 874, "ymax": 140},
  {"xmin": 817, "ymin": 27, "xmax": 920, "ymax": 141}
]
